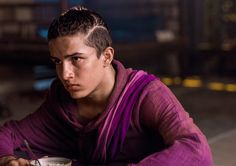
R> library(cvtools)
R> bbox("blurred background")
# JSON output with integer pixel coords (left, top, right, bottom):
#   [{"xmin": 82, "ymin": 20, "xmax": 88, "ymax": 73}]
[{"xmin": 0, "ymin": 0, "xmax": 235, "ymax": 165}]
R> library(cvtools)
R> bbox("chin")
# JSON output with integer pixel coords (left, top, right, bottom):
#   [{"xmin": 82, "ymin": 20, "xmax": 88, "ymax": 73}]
[{"xmin": 69, "ymin": 91, "xmax": 86, "ymax": 99}]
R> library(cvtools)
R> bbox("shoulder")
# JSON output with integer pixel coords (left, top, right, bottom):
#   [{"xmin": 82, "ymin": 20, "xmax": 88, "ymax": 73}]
[
  {"xmin": 140, "ymin": 78, "xmax": 182, "ymax": 107},
  {"xmin": 136, "ymin": 77, "xmax": 185, "ymax": 127}
]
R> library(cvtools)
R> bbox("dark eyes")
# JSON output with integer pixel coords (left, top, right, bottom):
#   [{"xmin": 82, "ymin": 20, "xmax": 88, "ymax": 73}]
[
  {"xmin": 51, "ymin": 56, "xmax": 81, "ymax": 65},
  {"xmin": 51, "ymin": 58, "xmax": 61, "ymax": 65},
  {"xmin": 71, "ymin": 56, "xmax": 81, "ymax": 61}
]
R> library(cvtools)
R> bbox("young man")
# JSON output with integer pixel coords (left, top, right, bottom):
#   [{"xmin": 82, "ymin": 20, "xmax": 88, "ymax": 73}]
[{"xmin": 0, "ymin": 6, "xmax": 212, "ymax": 166}]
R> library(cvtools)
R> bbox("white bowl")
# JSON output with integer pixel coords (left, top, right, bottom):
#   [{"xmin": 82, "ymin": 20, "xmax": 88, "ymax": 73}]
[{"xmin": 30, "ymin": 157, "xmax": 72, "ymax": 166}]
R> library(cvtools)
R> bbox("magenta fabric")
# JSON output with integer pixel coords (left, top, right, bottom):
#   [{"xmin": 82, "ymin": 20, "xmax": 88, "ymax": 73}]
[
  {"xmin": 93, "ymin": 70, "xmax": 156, "ymax": 161},
  {"xmin": 0, "ymin": 60, "xmax": 213, "ymax": 165}
]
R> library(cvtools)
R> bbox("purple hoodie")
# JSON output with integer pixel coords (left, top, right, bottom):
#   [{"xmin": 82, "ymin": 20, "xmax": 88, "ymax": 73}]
[{"xmin": 0, "ymin": 60, "xmax": 212, "ymax": 165}]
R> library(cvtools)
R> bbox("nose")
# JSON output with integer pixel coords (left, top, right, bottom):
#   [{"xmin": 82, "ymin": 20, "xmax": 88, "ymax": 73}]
[{"xmin": 60, "ymin": 62, "xmax": 74, "ymax": 81}]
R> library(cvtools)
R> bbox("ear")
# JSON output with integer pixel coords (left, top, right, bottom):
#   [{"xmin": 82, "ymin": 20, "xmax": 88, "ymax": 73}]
[{"xmin": 102, "ymin": 47, "xmax": 114, "ymax": 67}]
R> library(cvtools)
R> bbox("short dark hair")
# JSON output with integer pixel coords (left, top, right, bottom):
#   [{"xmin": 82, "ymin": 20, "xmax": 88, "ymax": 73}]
[{"xmin": 47, "ymin": 6, "xmax": 112, "ymax": 56}]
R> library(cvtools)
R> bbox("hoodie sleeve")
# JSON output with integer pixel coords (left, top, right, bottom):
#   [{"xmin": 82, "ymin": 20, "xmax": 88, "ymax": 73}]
[
  {"xmin": 0, "ymin": 80, "xmax": 66, "ymax": 158},
  {"xmin": 129, "ymin": 79, "xmax": 213, "ymax": 166}
]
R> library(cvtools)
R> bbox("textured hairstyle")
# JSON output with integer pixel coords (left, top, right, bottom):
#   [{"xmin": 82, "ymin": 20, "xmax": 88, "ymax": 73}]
[{"xmin": 47, "ymin": 6, "xmax": 112, "ymax": 56}]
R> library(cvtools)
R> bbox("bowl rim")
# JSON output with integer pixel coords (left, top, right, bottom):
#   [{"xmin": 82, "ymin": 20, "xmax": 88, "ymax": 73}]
[{"xmin": 30, "ymin": 157, "xmax": 72, "ymax": 165}]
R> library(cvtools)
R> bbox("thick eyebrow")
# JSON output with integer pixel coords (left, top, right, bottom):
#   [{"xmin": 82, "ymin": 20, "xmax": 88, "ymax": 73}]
[
  {"xmin": 50, "ymin": 52, "xmax": 82, "ymax": 60},
  {"xmin": 64, "ymin": 52, "xmax": 82, "ymax": 59}
]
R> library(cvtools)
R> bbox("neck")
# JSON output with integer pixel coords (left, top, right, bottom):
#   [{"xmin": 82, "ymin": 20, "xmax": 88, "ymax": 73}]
[{"xmin": 80, "ymin": 65, "xmax": 116, "ymax": 105}]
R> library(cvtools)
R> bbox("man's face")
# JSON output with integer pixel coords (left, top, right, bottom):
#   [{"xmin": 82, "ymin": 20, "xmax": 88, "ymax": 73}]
[{"xmin": 48, "ymin": 34, "xmax": 107, "ymax": 100}]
